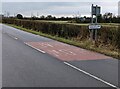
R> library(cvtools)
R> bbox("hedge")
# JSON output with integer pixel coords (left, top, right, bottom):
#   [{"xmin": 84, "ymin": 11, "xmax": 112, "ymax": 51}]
[{"xmin": 2, "ymin": 18, "xmax": 119, "ymax": 50}]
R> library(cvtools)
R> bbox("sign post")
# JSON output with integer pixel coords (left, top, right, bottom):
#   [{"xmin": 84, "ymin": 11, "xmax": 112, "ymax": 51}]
[{"xmin": 89, "ymin": 4, "xmax": 101, "ymax": 41}]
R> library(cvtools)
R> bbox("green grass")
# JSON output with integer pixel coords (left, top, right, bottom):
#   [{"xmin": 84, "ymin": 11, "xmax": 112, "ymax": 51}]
[
  {"xmin": 36, "ymin": 20, "xmax": 68, "ymax": 24},
  {"xmin": 35, "ymin": 20, "xmax": 118, "ymax": 27},
  {"xmin": 6, "ymin": 24, "xmax": 119, "ymax": 59}
]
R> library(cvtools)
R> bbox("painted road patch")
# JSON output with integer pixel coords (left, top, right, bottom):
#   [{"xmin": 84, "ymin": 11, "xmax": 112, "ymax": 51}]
[{"xmin": 25, "ymin": 41, "xmax": 112, "ymax": 61}]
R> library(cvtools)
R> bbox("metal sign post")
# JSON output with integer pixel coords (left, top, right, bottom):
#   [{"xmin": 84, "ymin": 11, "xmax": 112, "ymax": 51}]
[
  {"xmin": 90, "ymin": 4, "xmax": 94, "ymax": 40},
  {"xmin": 89, "ymin": 4, "xmax": 101, "ymax": 41},
  {"xmin": 95, "ymin": 5, "xmax": 98, "ymax": 41}
]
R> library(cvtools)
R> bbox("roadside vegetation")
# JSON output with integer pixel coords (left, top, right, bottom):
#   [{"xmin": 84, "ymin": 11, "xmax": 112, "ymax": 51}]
[{"xmin": 2, "ymin": 18, "xmax": 120, "ymax": 59}]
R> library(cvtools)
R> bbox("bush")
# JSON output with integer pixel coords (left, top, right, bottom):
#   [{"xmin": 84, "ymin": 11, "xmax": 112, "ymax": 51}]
[
  {"xmin": 116, "ymin": 26, "xmax": 120, "ymax": 50},
  {"xmin": 16, "ymin": 14, "xmax": 23, "ymax": 19}
]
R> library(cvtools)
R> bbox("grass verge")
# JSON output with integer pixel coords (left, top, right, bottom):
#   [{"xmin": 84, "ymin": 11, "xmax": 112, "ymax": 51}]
[{"xmin": 6, "ymin": 24, "xmax": 119, "ymax": 59}]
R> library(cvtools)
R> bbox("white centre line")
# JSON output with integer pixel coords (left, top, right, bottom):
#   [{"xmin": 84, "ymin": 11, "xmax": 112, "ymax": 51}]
[
  {"xmin": 64, "ymin": 62, "xmax": 119, "ymax": 89},
  {"xmin": 24, "ymin": 42, "xmax": 46, "ymax": 54}
]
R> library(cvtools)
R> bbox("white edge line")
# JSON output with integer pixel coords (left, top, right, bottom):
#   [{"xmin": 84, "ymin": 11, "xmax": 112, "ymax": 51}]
[
  {"xmin": 24, "ymin": 42, "xmax": 46, "ymax": 54},
  {"xmin": 64, "ymin": 62, "xmax": 118, "ymax": 88}
]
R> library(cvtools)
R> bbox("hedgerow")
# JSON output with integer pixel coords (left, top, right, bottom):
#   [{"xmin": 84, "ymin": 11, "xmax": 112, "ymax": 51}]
[{"xmin": 2, "ymin": 18, "xmax": 119, "ymax": 51}]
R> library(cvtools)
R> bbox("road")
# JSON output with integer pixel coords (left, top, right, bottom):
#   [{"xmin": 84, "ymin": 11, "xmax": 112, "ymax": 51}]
[
  {"xmin": 1, "ymin": 24, "xmax": 119, "ymax": 88},
  {"xmin": 0, "ymin": 24, "xmax": 2, "ymax": 88}
]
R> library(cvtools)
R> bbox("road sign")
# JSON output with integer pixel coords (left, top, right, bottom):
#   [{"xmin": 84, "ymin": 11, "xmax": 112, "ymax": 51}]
[
  {"xmin": 92, "ymin": 6, "xmax": 96, "ymax": 15},
  {"xmin": 90, "ymin": 4, "xmax": 101, "ymax": 41},
  {"xmin": 89, "ymin": 24, "xmax": 101, "ymax": 29},
  {"xmin": 96, "ymin": 7, "xmax": 101, "ymax": 15},
  {"xmin": 92, "ymin": 5, "xmax": 101, "ymax": 16}
]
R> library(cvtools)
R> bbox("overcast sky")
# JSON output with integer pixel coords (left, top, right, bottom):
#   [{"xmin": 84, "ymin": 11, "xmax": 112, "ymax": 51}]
[{"xmin": 1, "ymin": 0, "xmax": 120, "ymax": 17}]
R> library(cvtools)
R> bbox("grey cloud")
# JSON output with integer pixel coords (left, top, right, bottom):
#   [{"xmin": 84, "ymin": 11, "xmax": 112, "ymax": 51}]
[{"xmin": 2, "ymin": 2, "xmax": 119, "ymax": 17}]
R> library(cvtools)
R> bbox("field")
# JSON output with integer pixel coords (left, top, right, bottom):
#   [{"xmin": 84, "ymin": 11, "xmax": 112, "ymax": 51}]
[{"xmin": 36, "ymin": 20, "xmax": 119, "ymax": 27}]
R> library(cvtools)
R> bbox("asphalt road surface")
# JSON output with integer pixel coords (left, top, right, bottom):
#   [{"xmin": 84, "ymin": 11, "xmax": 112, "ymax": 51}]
[
  {"xmin": 1, "ymin": 24, "xmax": 119, "ymax": 88},
  {"xmin": 0, "ymin": 24, "xmax": 2, "ymax": 88}
]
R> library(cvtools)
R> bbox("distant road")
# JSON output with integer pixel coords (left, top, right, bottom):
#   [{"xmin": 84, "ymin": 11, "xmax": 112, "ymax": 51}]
[{"xmin": 1, "ymin": 24, "xmax": 119, "ymax": 88}]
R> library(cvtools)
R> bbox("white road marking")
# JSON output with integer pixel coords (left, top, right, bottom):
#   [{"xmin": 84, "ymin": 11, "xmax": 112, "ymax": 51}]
[
  {"xmin": 64, "ymin": 62, "xmax": 118, "ymax": 88},
  {"xmin": 69, "ymin": 51, "xmax": 76, "ymax": 55},
  {"xmin": 47, "ymin": 44, "xmax": 53, "ymax": 47},
  {"xmin": 59, "ymin": 49, "xmax": 76, "ymax": 55},
  {"xmin": 7, "ymin": 33, "xmax": 18, "ymax": 40},
  {"xmin": 24, "ymin": 42, "xmax": 46, "ymax": 54},
  {"xmin": 41, "ymin": 43, "xmax": 48, "ymax": 48},
  {"xmin": 14, "ymin": 37, "xmax": 18, "ymax": 40},
  {"xmin": 59, "ymin": 49, "xmax": 69, "ymax": 55},
  {"xmin": 51, "ymin": 50, "xmax": 59, "ymax": 57},
  {"xmin": 52, "ymin": 50, "xmax": 59, "ymax": 54}
]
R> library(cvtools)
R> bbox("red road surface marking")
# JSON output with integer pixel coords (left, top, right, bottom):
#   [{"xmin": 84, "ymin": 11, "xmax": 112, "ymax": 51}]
[{"xmin": 26, "ymin": 41, "xmax": 112, "ymax": 61}]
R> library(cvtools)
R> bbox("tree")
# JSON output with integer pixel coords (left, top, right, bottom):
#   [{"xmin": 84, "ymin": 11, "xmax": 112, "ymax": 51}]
[
  {"xmin": 103, "ymin": 13, "xmax": 113, "ymax": 23},
  {"xmin": 46, "ymin": 15, "xmax": 53, "ymax": 20},
  {"xmin": 16, "ymin": 14, "xmax": 23, "ymax": 19},
  {"xmin": 40, "ymin": 15, "xmax": 45, "ymax": 20}
]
